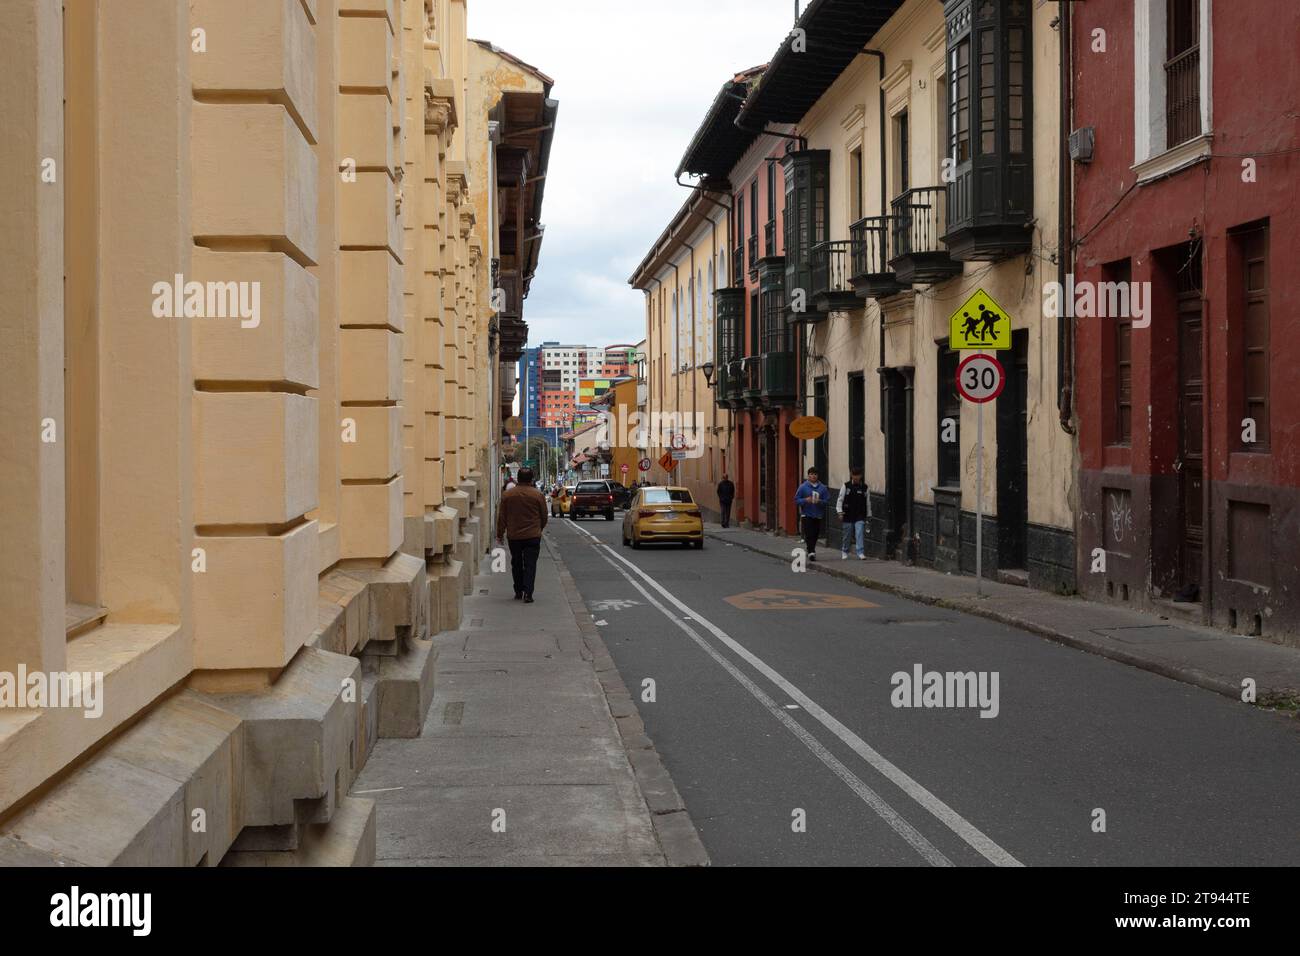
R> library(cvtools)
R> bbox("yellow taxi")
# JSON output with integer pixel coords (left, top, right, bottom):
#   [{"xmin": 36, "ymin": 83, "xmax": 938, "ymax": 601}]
[
  {"xmin": 550, "ymin": 485, "xmax": 575, "ymax": 517},
  {"xmin": 622, "ymin": 486, "xmax": 704, "ymax": 549}
]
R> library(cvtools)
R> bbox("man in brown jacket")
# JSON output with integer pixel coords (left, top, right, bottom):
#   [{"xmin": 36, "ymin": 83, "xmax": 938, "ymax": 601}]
[{"xmin": 495, "ymin": 467, "xmax": 548, "ymax": 602}]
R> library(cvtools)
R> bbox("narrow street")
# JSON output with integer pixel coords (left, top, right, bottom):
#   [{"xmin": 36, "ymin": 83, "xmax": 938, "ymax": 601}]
[{"xmin": 549, "ymin": 516, "xmax": 1300, "ymax": 867}]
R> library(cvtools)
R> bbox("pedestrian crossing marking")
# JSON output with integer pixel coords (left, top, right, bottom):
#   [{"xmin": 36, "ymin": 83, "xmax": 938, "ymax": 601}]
[{"xmin": 724, "ymin": 589, "xmax": 879, "ymax": 610}]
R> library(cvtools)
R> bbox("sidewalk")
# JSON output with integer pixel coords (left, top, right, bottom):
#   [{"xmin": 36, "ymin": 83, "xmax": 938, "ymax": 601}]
[
  {"xmin": 707, "ymin": 525, "xmax": 1300, "ymax": 708},
  {"xmin": 351, "ymin": 535, "xmax": 708, "ymax": 866}
]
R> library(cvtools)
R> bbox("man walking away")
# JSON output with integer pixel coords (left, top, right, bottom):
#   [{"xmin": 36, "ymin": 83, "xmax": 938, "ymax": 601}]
[
  {"xmin": 496, "ymin": 467, "xmax": 548, "ymax": 603},
  {"xmin": 794, "ymin": 467, "xmax": 829, "ymax": 562},
  {"xmin": 716, "ymin": 474, "xmax": 736, "ymax": 528},
  {"xmin": 835, "ymin": 466, "xmax": 871, "ymax": 560}
]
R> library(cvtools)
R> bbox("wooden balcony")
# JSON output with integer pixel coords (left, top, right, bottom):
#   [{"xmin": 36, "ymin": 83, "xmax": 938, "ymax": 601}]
[
  {"xmin": 759, "ymin": 350, "xmax": 797, "ymax": 406},
  {"xmin": 810, "ymin": 240, "xmax": 864, "ymax": 313},
  {"xmin": 850, "ymin": 215, "xmax": 905, "ymax": 299},
  {"xmin": 889, "ymin": 187, "xmax": 961, "ymax": 285}
]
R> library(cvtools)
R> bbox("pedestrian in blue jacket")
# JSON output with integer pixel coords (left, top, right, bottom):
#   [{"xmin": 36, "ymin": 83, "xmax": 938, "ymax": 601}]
[{"xmin": 794, "ymin": 467, "xmax": 830, "ymax": 561}]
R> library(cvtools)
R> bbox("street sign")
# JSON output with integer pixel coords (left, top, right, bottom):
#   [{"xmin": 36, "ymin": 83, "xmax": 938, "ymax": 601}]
[
  {"xmin": 658, "ymin": 451, "xmax": 678, "ymax": 473},
  {"xmin": 953, "ymin": 353, "xmax": 1006, "ymax": 599},
  {"xmin": 789, "ymin": 416, "xmax": 828, "ymax": 441},
  {"xmin": 638, "ymin": 457, "xmax": 652, "ymax": 472},
  {"xmin": 671, "ymin": 450, "xmax": 688, "ymax": 461},
  {"xmin": 620, "ymin": 463, "xmax": 629, "ymax": 475},
  {"xmin": 949, "ymin": 289, "xmax": 1011, "ymax": 350},
  {"xmin": 671, "ymin": 433, "xmax": 687, "ymax": 450},
  {"xmin": 504, "ymin": 416, "xmax": 524, "ymax": 436},
  {"xmin": 955, "ymin": 353, "xmax": 1006, "ymax": 404}
]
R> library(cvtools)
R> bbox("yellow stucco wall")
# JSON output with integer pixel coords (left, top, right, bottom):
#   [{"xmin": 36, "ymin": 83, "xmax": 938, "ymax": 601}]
[
  {"xmin": 797, "ymin": 0, "xmax": 1073, "ymax": 530},
  {"xmin": 0, "ymin": 0, "xmax": 512, "ymax": 832}
]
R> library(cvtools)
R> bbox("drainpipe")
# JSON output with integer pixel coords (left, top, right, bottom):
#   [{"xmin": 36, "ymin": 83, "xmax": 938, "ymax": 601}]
[
  {"xmin": 1057, "ymin": 8, "xmax": 1076, "ymax": 434},
  {"xmin": 676, "ymin": 172, "xmax": 733, "ymax": 216}
]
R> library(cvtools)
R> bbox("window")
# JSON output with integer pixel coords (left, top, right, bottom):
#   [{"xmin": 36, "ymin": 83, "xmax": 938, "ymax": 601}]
[
  {"xmin": 765, "ymin": 160, "xmax": 778, "ymax": 254},
  {"xmin": 1165, "ymin": 0, "xmax": 1201, "ymax": 149},
  {"xmin": 850, "ymin": 146, "xmax": 863, "ymax": 220},
  {"xmin": 1110, "ymin": 260, "xmax": 1134, "ymax": 446},
  {"xmin": 949, "ymin": 39, "xmax": 970, "ymax": 164},
  {"xmin": 943, "ymin": 0, "xmax": 1033, "ymax": 258},
  {"xmin": 781, "ymin": 149, "xmax": 831, "ymax": 314},
  {"xmin": 937, "ymin": 344, "xmax": 961, "ymax": 487},
  {"xmin": 1134, "ymin": 0, "xmax": 1210, "ymax": 174},
  {"xmin": 1232, "ymin": 222, "xmax": 1270, "ymax": 450},
  {"xmin": 895, "ymin": 109, "xmax": 911, "ymax": 194},
  {"xmin": 643, "ymin": 488, "xmax": 693, "ymax": 504}
]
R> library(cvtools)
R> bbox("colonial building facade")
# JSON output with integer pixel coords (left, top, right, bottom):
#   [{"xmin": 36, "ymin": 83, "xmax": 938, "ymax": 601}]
[
  {"xmin": 630, "ymin": 181, "xmax": 736, "ymax": 520},
  {"xmin": 0, "ymin": 0, "xmax": 553, "ymax": 864},
  {"xmin": 1072, "ymin": 0, "xmax": 1300, "ymax": 646},
  {"xmin": 647, "ymin": 0, "xmax": 1076, "ymax": 588}
]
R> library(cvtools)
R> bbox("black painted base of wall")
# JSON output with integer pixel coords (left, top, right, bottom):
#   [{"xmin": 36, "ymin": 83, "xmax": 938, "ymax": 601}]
[
  {"xmin": 1078, "ymin": 468, "xmax": 1300, "ymax": 648},
  {"xmin": 821, "ymin": 490, "xmax": 1076, "ymax": 594}
]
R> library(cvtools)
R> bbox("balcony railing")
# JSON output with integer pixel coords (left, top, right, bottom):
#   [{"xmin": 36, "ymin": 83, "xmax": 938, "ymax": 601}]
[
  {"xmin": 732, "ymin": 245, "xmax": 744, "ymax": 286},
  {"xmin": 764, "ymin": 219, "xmax": 776, "ymax": 257},
  {"xmin": 747, "ymin": 234, "xmax": 759, "ymax": 278},
  {"xmin": 741, "ymin": 355, "xmax": 762, "ymax": 405},
  {"xmin": 759, "ymin": 351, "xmax": 796, "ymax": 405},
  {"xmin": 725, "ymin": 359, "xmax": 745, "ymax": 406},
  {"xmin": 889, "ymin": 187, "xmax": 962, "ymax": 285},
  {"xmin": 714, "ymin": 361, "xmax": 734, "ymax": 409},
  {"xmin": 849, "ymin": 215, "xmax": 905, "ymax": 299},
  {"xmin": 810, "ymin": 241, "xmax": 861, "ymax": 313},
  {"xmin": 1165, "ymin": 45, "xmax": 1201, "ymax": 149}
]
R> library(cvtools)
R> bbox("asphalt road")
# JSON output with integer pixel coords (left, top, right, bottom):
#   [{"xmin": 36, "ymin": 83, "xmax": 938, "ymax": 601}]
[{"xmin": 547, "ymin": 513, "xmax": 1300, "ymax": 867}]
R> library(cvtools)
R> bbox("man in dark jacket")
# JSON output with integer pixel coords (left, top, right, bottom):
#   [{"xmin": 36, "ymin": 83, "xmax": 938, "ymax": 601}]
[
  {"xmin": 716, "ymin": 474, "xmax": 736, "ymax": 528},
  {"xmin": 496, "ymin": 468, "xmax": 549, "ymax": 603},
  {"xmin": 835, "ymin": 466, "xmax": 871, "ymax": 559}
]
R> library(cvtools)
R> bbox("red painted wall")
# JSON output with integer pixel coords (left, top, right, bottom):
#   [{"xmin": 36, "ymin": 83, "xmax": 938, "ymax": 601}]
[
  {"xmin": 1072, "ymin": 0, "xmax": 1300, "ymax": 640},
  {"xmin": 729, "ymin": 142, "xmax": 800, "ymax": 533},
  {"xmin": 1073, "ymin": 0, "xmax": 1300, "ymax": 484}
]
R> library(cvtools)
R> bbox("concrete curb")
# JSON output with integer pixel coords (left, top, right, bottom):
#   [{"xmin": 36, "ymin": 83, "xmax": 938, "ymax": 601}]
[
  {"xmin": 707, "ymin": 529, "xmax": 1299, "ymax": 710},
  {"xmin": 546, "ymin": 535, "xmax": 711, "ymax": 867}
]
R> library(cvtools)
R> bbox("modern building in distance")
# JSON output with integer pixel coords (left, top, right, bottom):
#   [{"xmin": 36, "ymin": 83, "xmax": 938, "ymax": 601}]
[{"xmin": 519, "ymin": 341, "xmax": 637, "ymax": 442}]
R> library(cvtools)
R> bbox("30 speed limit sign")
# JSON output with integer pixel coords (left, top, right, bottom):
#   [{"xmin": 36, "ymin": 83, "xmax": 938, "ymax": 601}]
[{"xmin": 955, "ymin": 353, "xmax": 1005, "ymax": 404}]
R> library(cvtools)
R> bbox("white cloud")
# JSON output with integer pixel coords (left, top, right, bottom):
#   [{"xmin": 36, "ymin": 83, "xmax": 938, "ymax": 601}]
[{"xmin": 469, "ymin": 0, "xmax": 793, "ymax": 347}]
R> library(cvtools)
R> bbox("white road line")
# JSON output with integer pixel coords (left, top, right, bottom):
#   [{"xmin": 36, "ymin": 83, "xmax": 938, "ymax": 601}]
[
  {"xmin": 565, "ymin": 519, "xmax": 1023, "ymax": 868},
  {"xmin": 574, "ymin": 528, "xmax": 950, "ymax": 865}
]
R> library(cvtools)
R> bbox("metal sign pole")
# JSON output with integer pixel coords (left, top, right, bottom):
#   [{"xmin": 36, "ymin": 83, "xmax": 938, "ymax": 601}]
[{"xmin": 976, "ymin": 395, "xmax": 984, "ymax": 598}]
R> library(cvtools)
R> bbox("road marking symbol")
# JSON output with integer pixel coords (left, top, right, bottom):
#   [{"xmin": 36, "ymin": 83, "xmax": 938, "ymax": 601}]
[
  {"xmin": 725, "ymin": 588, "xmax": 878, "ymax": 610},
  {"xmin": 563, "ymin": 519, "xmax": 1022, "ymax": 868}
]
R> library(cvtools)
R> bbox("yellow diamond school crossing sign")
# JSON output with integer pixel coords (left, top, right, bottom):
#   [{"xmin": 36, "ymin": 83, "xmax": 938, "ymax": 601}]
[{"xmin": 949, "ymin": 289, "xmax": 1012, "ymax": 350}]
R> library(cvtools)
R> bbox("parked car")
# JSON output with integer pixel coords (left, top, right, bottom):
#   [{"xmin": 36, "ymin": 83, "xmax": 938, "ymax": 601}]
[
  {"xmin": 622, "ymin": 486, "xmax": 703, "ymax": 549},
  {"xmin": 569, "ymin": 480, "xmax": 619, "ymax": 521},
  {"xmin": 550, "ymin": 485, "xmax": 575, "ymax": 517}
]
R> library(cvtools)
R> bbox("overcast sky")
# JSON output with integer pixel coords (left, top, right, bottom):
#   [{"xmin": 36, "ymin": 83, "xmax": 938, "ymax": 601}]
[{"xmin": 468, "ymin": 0, "xmax": 796, "ymax": 349}]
